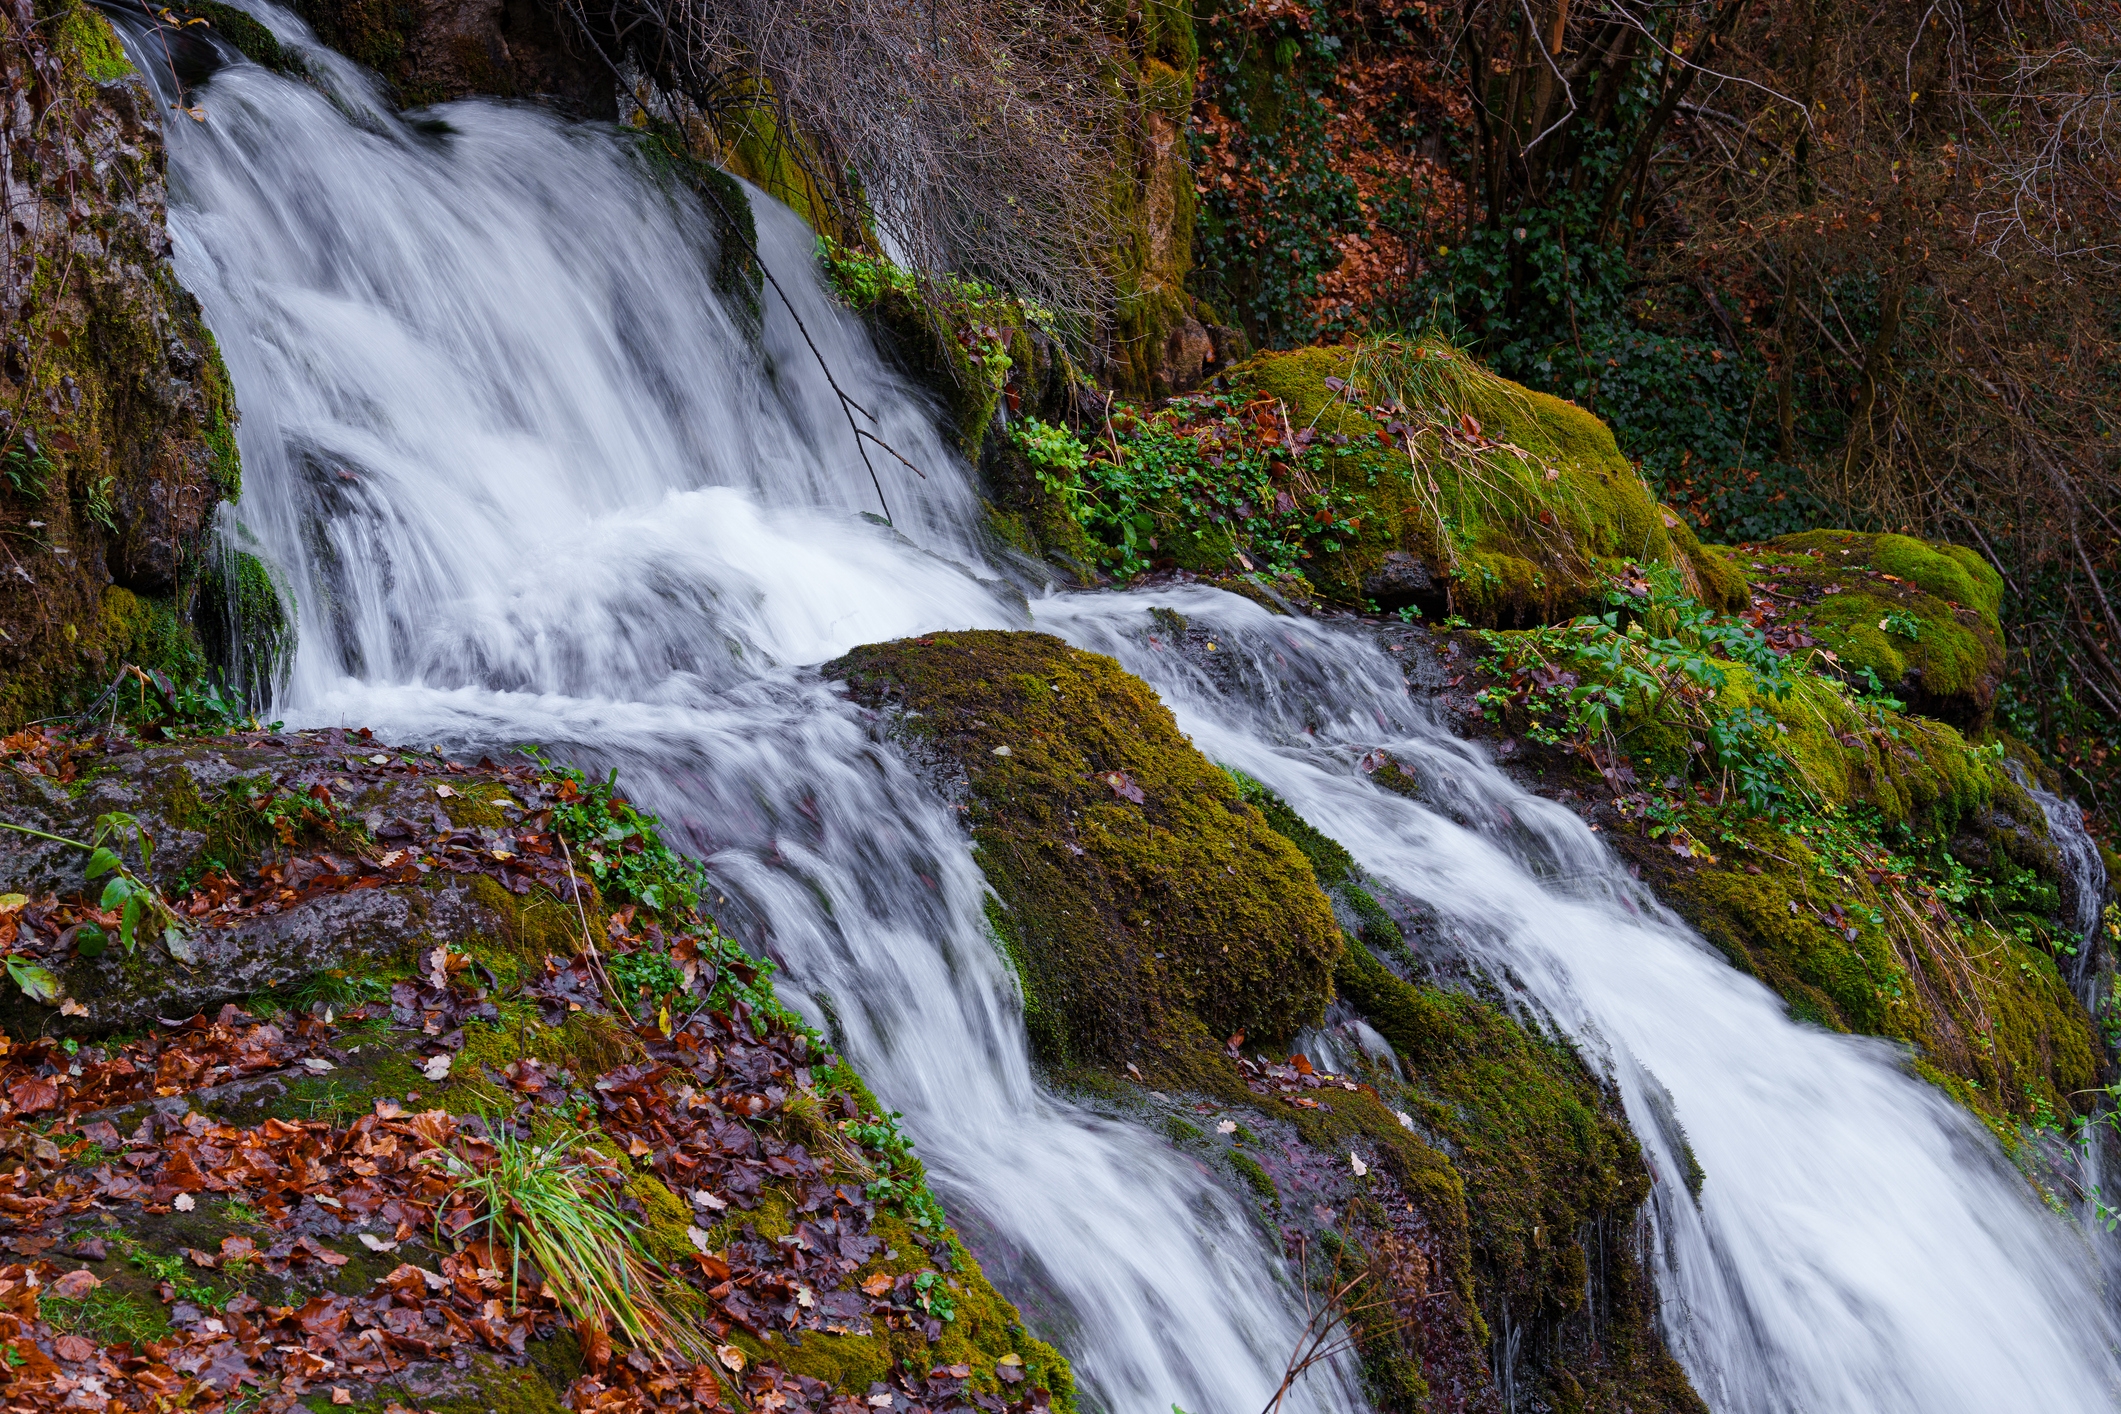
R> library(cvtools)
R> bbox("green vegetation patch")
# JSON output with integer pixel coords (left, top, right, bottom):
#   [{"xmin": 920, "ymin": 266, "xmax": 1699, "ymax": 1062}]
[
  {"xmin": 829, "ymin": 630, "xmax": 1342, "ymax": 1072},
  {"xmin": 1005, "ymin": 337, "xmax": 1743, "ymax": 622},
  {"xmin": 1469, "ymin": 563, "xmax": 2095, "ymax": 1127},
  {"xmin": 1727, "ymin": 531, "xmax": 2007, "ymax": 727}
]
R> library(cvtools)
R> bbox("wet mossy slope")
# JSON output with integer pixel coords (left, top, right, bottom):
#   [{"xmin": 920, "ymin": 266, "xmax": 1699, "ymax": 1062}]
[
  {"xmin": 0, "ymin": 725, "xmax": 1069, "ymax": 1414},
  {"xmin": 1427, "ymin": 539, "xmax": 2102, "ymax": 1141},
  {"xmin": 830, "ymin": 629, "xmax": 1703, "ymax": 1414},
  {"xmin": 830, "ymin": 630, "xmax": 1342, "ymax": 1070}
]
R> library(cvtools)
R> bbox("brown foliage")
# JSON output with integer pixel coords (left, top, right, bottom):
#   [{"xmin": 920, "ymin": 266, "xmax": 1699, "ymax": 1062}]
[{"xmin": 550, "ymin": 0, "xmax": 1127, "ymax": 324}]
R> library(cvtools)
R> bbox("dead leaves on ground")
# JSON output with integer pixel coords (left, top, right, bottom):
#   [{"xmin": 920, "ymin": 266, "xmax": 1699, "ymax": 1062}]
[{"xmin": 0, "ymin": 984, "xmax": 1054, "ymax": 1414}]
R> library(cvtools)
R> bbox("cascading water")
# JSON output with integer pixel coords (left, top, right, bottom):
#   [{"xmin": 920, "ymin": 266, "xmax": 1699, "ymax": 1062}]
[
  {"xmin": 1040, "ymin": 588, "xmax": 2121, "ymax": 1412},
  {"xmin": 2009, "ymin": 763, "xmax": 2112, "ymax": 1004},
  {"xmin": 121, "ymin": 11, "xmax": 1362, "ymax": 1414},
  {"xmin": 114, "ymin": 5, "xmax": 2121, "ymax": 1408}
]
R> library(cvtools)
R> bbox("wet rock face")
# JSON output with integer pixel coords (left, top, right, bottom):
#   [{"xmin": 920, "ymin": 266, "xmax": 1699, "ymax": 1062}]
[
  {"xmin": 0, "ymin": 728, "xmax": 563, "ymax": 1034},
  {"xmin": 0, "ymin": 1, "xmax": 243, "ymax": 729},
  {"xmin": 1361, "ymin": 550, "xmax": 1434, "ymax": 607},
  {"xmin": 288, "ymin": 0, "xmax": 616, "ymax": 112}
]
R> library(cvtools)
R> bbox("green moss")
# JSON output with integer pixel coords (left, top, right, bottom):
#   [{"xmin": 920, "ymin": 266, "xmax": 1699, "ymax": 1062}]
[
  {"xmin": 1344, "ymin": 886, "xmax": 1404, "ymax": 956},
  {"xmin": 831, "ymin": 631, "xmax": 1342, "ymax": 1072},
  {"xmin": 54, "ymin": 1, "xmax": 133, "ymax": 80},
  {"xmin": 465, "ymin": 873, "xmax": 599, "ymax": 971},
  {"xmin": 0, "ymin": 586, "xmax": 213, "ymax": 731},
  {"xmin": 1227, "ymin": 771, "xmax": 1353, "ymax": 886},
  {"xmin": 440, "ymin": 781, "xmax": 516, "ymax": 830},
  {"xmin": 623, "ymin": 1170, "xmax": 698, "ymax": 1265},
  {"xmin": 1332, "ymin": 947, "xmax": 1638, "ymax": 1315},
  {"xmin": 195, "ymin": 549, "xmax": 293, "ymax": 706},
  {"xmin": 427, "ymin": 1352, "xmax": 575, "ymax": 1414},
  {"xmin": 711, "ymin": 1201, "xmax": 1073, "ymax": 1413},
  {"xmin": 1175, "ymin": 341, "xmax": 1747, "ymax": 622},
  {"xmin": 1646, "ymin": 814, "xmax": 2099, "ymax": 1127},
  {"xmin": 1224, "ymin": 1147, "xmax": 1277, "ymax": 1201},
  {"xmin": 1753, "ymin": 531, "xmax": 2006, "ymax": 724}
]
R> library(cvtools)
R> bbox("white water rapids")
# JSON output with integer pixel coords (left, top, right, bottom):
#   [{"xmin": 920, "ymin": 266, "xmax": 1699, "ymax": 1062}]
[{"xmin": 118, "ymin": 8, "xmax": 2121, "ymax": 1410}]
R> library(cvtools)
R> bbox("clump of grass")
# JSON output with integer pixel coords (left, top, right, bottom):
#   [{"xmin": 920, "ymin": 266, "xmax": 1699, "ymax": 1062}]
[
  {"xmin": 44, "ymin": 1284, "xmax": 170, "ymax": 1347},
  {"xmin": 426, "ymin": 1124, "xmax": 704, "ymax": 1358}
]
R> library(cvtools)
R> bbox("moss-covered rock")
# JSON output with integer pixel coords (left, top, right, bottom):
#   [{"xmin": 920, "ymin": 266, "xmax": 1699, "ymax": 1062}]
[
  {"xmin": 1227, "ymin": 341, "xmax": 1746, "ymax": 622},
  {"xmin": 832, "ymin": 629, "xmax": 1702, "ymax": 1412},
  {"xmin": 829, "ymin": 630, "xmax": 1342, "ymax": 1070},
  {"xmin": 0, "ymin": 0, "xmax": 248, "ymax": 729},
  {"xmin": 1428, "ymin": 601, "xmax": 2102, "ymax": 1135},
  {"xmin": 174, "ymin": 0, "xmax": 308, "ymax": 73},
  {"xmin": 1722, "ymin": 530, "xmax": 2007, "ymax": 727},
  {"xmin": 1330, "ymin": 943, "xmax": 1703, "ymax": 1413},
  {"xmin": 194, "ymin": 548, "xmax": 296, "ymax": 711},
  {"xmin": 0, "ymin": 725, "xmax": 1071, "ymax": 1414}
]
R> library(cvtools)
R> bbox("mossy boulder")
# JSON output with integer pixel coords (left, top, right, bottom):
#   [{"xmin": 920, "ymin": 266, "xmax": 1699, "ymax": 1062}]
[
  {"xmin": 1228, "ymin": 342, "xmax": 1746, "ymax": 623},
  {"xmin": 1721, "ymin": 530, "xmax": 2007, "ymax": 727},
  {"xmin": 1211, "ymin": 774, "xmax": 1700, "ymax": 1412},
  {"xmin": 1328, "ymin": 940, "xmax": 1703, "ymax": 1413},
  {"xmin": 828, "ymin": 630, "xmax": 1343, "ymax": 1071}
]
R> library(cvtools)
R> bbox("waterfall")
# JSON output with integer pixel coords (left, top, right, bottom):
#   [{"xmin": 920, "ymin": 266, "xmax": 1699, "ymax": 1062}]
[
  {"xmin": 116, "ymin": 4, "xmax": 2121, "ymax": 1409},
  {"xmin": 1038, "ymin": 588, "xmax": 2121, "ymax": 1413},
  {"xmin": 2012, "ymin": 764, "xmax": 2111, "ymax": 1004},
  {"xmin": 121, "ymin": 10, "xmax": 1363, "ymax": 1414}
]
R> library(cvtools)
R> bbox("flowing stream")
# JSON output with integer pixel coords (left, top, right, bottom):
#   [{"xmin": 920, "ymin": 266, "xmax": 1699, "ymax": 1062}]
[
  {"xmin": 1042, "ymin": 590, "xmax": 2121, "ymax": 1412},
  {"xmin": 119, "ymin": 8, "xmax": 2121, "ymax": 1410}
]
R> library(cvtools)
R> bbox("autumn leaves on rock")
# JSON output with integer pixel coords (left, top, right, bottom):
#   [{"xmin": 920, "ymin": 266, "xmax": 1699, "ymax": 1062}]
[{"xmin": 0, "ymin": 724, "xmax": 1068, "ymax": 1414}]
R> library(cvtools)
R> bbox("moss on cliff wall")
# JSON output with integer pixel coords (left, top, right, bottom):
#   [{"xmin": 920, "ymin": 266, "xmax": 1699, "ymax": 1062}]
[{"xmin": 0, "ymin": 0, "xmax": 248, "ymax": 728}]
